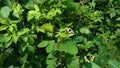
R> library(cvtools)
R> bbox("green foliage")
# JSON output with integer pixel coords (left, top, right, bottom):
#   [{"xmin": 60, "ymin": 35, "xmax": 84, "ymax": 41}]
[{"xmin": 0, "ymin": 0, "xmax": 120, "ymax": 68}]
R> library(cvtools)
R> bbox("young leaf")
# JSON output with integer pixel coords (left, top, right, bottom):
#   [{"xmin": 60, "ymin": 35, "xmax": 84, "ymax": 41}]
[
  {"xmin": 59, "ymin": 40, "xmax": 78, "ymax": 55},
  {"xmin": 27, "ymin": 10, "xmax": 36, "ymax": 21},
  {"xmin": 0, "ymin": 6, "xmax": 11, "ymax": 18},
  {"xmin": 46, "ymin": 40, "xmax": 55, "ymax": 53},
  {"xmin": 40, "ymin": 23, "xmax": 54, "ymax": 32},
  {"xmin": 12, "ymin": 34, "xmax": 19, "ymax": 44},
  {"xmin": 13, "ymin": 4, "xmax": 24, "ymax": 18},
  {"xmin": 80, "ymin": 27, "xmax": 90, "ymax": 34},
  {"xmin": 38, "ymin": 41, "xmax": 49, "ymax": 48},
  {"xmin": 17, "ymin": 28, "xmax": 29, "ymax": 36}
]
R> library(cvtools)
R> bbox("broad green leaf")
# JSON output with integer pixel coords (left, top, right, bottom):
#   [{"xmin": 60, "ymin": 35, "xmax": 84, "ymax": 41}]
[
  {"xmin": 17, "ymin": 28, "xmax": 29, "ymax": 36},
  {"xmin": 80, "ymin": 27, "xmax": 90, "ymax": 34},
  {"xmin": 38, "ymin": 41, "xmax": 49, "ymax": 48},
  {"xmin": 74, "ymin": 36, "xmax": 85, "ymax": 43},
  {"xmin": 46, "ymin": 40, "xmax": 55, "ymax": 53},
  {"xmin": 28, "ymin": 36, "xmax": 34, "ymax": 44},
  {"xmin": 85, "ymin": 41, "xmax": 94, "ymax": 49},
  {"xmin": 108, "ymin": 60, "xmax": 120, "ymax": 68},
  {"xmin": 67, "ymin": 58, "xmax": 79, "ymax": 68},
  {"xmin": 0, "ymin": 35, "xmax": 5, "ymax": 43},
  {"xmin": 47, "ymin": 60, "xmax": 56, "ymax": 68},
  {"xmin": 110, "ymin": 12, "xmax": 116, "ymax": 18},
  {"xmin": 59, "ymin": 40, "xmax": 78, "ymax": 55},
  {"xmin": 23, "ymin": 0, "xmax": 34, "ymax": 9},
  {"xmin": 40, "ymin": 23, "xmax": 54, "ymax": 32},
  {"xmin": 83, "ymin": 62, "xmax": 101, "ymax": 68},
  {"xmin": 8, "ymin": 65, "xmax": 14, "ymax": 68},
  {"xmin": 0, "ymin": 6, "xmax": 11, "ymax": 18},
  {"xmin": 28, "ymin": 45, "xmax": 35, "ymax": 53},
  {"xmin": 0, "ymin": 25, "xmax": 8, "ymax": 31},
  {"xmin": 91, "ymin": 62, "xmax": 101, "ymax": 68},
  {"xmin": 3, "ymin": 0, "xmax": 12, "ymax": 7},
  {"xmin": 116, "ymin": 17, "xmax": 120, "ymax": 21}
]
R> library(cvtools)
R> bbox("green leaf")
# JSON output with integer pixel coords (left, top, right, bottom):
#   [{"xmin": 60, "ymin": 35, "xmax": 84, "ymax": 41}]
[
  {"xmin": 27, "ymin": 5, "xmax": 41, "ymax": 21},
  {"xmin": 115, "ymin": 29, "xmax": 120, "ymax": 36},
  {"xmin": 47, "ymin": 60, "xmax": 56, "ymax": 68},
  {"xmin": 0, "ymin": 35, "xmax": 5, "ymax": 43},
  {"xmin": 38, "ymin": 41, "xmax": 49, "ymax": 48},
  {"xmin": 59, "ymin": 40, "xmax": 78, "ymax": 55},
  {"xmin": 74, "ymin": 36, "xmax": 85, "ymax": 43},
  {"xmin": 46, "ymin": 40, "xmax": 55, "ymax": 53},
  {"xmin": 3, "ymin": 0, "xmax": 12, "ymax": 7},
  {"xmin": 110, "ymin": 12, "xmax": 116, "ymax": 18},
  {"xmin": 108, "ymin": 60, "xmax": 120, "ymax": 68},
  {"xmin": 27, "ymin": 10, "xmax": 36, "ymax": 21},
  {"xmin": 46, "ymin": 8, "xmax": 61, "ymax": 19},
  {"xmin": 28, "ymin": 45, "xmax": 35, "ymax": 53},
  {"xmin": 85, "ymin": 41, "xmax": 94, "ymax": 49},
  {"xmin": 91, "ymin": 62, "xmax": 101, "ymax": 68},
  {"xmin": 0, "ymin": 44, "xmax": 3, "ymax": 47},
  {"xmin": 22, "ymin": 44, "xmax": 27, "ymax": 52},
  {"xmin": 116, "ymin": 17, "xmax": 120, "ymax": 21},
  {"xmin": 12, "ymin": 34, "xmax": 19, "ymax": 44},
  {"xmin": 0, "ymin": 6, "xmax": 11, "ymax": 18},
  {"xmin": 83, "ymin": 62, "xmax": 101, "ymax": 68},
  {"xmin": 0, "ymin": 25, "xmax": 8, "ymax": 31},
  {"xmin": 28, "ymin": 36, "xmax": 34, "ymax": 45},
  {"xmin": 8, "ymin": 65, "xmax": 14, "ymax": 68},
  {"xmin": 67, "ymin": 58, "xmax": 79, "ymax": 68},
  {"xmin": 40, "ymin": 23, "xmax": 54, "ymax": 32},
  {"xmin": 13, "ymin": 4, "xmax": 24, "ymax": 18},
  {"xmin": 80, "ymin": 27, "xmax": 90, "ymax": 34},
  {"xmin": 17, "ymin": 28, "xmax": 29, "ymax": 36},
  {"xmin": 4, "ymin": 40, "xmax": 12, "ymax": 48},
  {"xmin": 59, "ymin": 33, "xmax": 74, "ymax": 38}
]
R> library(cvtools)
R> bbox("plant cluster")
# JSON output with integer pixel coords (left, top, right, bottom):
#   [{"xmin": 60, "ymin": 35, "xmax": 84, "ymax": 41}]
[{"xmin": 0, "ymin": 0, "xmax": 120, "ymax": 68}]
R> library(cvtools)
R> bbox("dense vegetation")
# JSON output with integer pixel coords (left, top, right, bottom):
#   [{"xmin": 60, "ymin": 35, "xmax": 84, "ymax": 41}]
[{"xmin": 0, "ymin": 0, "xmax": 120, "ymax": 68}]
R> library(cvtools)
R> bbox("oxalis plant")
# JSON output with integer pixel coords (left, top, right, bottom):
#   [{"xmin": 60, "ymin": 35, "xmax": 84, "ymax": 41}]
[{"xmin": 0, "ymin": 0, "xmax": 120, "ymax": 68}]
